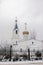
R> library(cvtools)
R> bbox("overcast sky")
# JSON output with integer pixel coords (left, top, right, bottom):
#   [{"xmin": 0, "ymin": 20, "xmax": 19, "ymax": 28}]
[{"xmin": 0, "ymin": 0, "xmax": 43, "ymax": 41}]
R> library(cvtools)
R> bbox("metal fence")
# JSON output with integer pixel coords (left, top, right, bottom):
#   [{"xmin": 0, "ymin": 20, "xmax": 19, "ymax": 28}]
[{"xmin": 0, "ymin": 49, "xmax": 43, "ymax": 62}]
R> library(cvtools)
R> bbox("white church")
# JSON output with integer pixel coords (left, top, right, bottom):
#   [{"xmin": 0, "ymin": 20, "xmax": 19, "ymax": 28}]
[{"xmin": 9, "ymin": 18, "xmax": 43, "ymax": 60}]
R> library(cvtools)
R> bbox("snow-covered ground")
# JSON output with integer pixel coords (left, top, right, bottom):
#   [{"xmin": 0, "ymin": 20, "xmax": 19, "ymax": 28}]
[{"xmin": 0, "ymin": 61, "xmax": 43, "ymax": 65}]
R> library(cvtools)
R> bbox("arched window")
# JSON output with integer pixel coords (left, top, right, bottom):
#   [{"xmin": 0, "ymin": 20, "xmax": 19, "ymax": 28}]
[{"xmin": 32, "ymin": 42, "xmax": 34, "ymax": 44}]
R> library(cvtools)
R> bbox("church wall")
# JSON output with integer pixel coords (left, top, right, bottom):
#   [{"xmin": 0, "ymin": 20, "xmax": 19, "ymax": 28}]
[{"xmin": 12, "ymin": 39, "xmax": 42, "ymax": 52}]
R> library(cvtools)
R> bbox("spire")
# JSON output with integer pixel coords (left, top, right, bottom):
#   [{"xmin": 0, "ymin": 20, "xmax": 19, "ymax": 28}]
[
  {"xmin": 13, "ymin": 17, "xmax": 18, "ymax": 34},
  {"xmin": 12, "ymin": 17, "xmax": 20, "ymax": 40}
]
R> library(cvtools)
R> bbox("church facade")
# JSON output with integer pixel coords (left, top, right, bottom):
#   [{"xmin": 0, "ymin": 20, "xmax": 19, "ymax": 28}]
[{"xmin": 10, "ymin": 18, "xmax": 43, "ymax": 60}]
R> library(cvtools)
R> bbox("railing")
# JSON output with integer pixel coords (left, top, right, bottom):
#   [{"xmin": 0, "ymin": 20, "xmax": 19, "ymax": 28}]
[{"xmin": 0, "ymin": 50, "xmax": 43, "ymax": 62}]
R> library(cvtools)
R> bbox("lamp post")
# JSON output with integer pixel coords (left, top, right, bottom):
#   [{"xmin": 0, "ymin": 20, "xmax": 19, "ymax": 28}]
[
  {"xmin": 28, "ymin": 48, "xmax": 30, "ymax": 60},
  {"xmin": 9, "ymin": 45, "xmax": 12, "ymax": 61}
]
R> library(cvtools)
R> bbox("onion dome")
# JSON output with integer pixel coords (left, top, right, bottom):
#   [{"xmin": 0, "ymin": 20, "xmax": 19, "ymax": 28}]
[
  {"xmin": 23, "ymin": 31, "xmax": 29, "ymax": 35},
  {"xmin": 23, "ymin": 23, "xmax": 29, "ymax": 35}
]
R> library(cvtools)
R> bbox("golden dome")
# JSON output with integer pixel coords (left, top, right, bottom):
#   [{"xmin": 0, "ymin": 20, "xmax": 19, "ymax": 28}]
[
  {"xmin": 23, "ymin": 23, "xmax": 29, "ymax": 35},
  {"xmin": 23, "ymin": 31, "xmax": 29, "ymax": 35}
]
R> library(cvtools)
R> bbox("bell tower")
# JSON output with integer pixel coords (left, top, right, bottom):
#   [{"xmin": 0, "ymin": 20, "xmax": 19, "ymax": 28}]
[
  {"xmin": 14, "ymin": 17, "xmax": 18, "ymax": 34},
  {"xmin": 12, "ymin": 17, "xmax": 19, "ymax": 40}
]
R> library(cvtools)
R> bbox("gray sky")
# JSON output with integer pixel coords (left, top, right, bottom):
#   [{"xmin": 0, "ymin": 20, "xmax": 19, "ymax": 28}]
[{"xmin": 0, "ymin": 0, "xmax": 43, "ymax": 41}]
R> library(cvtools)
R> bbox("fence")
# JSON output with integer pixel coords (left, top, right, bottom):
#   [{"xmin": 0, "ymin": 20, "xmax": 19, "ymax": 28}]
[{"xmin": 0, "ymin": 49, "xmax": 43, "ymax": 62}]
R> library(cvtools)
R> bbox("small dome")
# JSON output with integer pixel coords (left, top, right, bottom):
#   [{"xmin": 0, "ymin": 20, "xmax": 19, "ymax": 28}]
[
  {"xmin": 15, "ymin": 19, "xmax": 17, "ymax": 22},
  {"xmin": 23, "ymin": 31, "xmax": 29, "ymax": 35},
  {"xmin": 15, "ymin": 17, "xmax": 18, "ymax": 22}
]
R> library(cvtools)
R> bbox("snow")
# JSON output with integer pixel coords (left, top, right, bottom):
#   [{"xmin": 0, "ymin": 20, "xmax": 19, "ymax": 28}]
[{"xmin": 0, "ymin": 61, "xmax": 43, "ymax": 65}]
